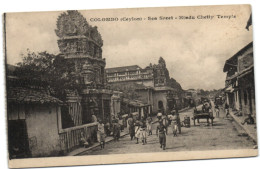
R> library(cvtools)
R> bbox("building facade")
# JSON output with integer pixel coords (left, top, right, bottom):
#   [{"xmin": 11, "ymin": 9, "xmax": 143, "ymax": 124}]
[
  {"xmin": 223, "ymin": 42, "xmax": 255, "ymax": 119},
  {"xmin": 55, "ymin": 10, "xmax": 113, "ymax": 124},
  {"xmin": 106, "ymin": 57, "xmax": 185, "ymax": 114},
  {"xmin": 7, "ymin": 76, "xmax": 63, "ymax": 158},
  {"xmin": 106, "ymin": 65, "xmax": 154, "ymax": 87}
]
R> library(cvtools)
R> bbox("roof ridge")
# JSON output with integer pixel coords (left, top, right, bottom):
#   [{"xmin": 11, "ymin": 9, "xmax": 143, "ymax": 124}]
[{"xmin": 106, "ymin": 65, "xmax": 140, "ymax": 70}]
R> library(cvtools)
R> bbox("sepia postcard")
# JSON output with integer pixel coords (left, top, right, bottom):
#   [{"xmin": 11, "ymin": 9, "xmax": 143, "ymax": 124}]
[{"xmin": 4, "ymin": 4, "xmax": 257, "ymax": 168}]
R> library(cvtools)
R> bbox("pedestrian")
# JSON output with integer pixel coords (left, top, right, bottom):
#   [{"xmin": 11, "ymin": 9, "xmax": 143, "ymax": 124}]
[
  {"xmin": 176, "ymin": 111, "xmax": 181, "ymax": 134},
  {"xmin": 127, "ymin": 114, "xmax": 135, "ymax": 140},
  {"xmin": 183, "ymin": 115, "xmax": 191, "ymax": 128},
  {"xmin": 91, "ymin": 109, "xmax": 98, "ymax": 123},
  {"xmin": 156, "ymin": 120, "xmax": 167, "ymax": 150},
  {"xmin": 215, "ymin": 104, "xmax": 220, "ymax": 118},
  {"xmin": 170, "ymin": 111, "xmax": 178, "ymax": 136},
  {"xmin": 97, "ymin": 119, "xmax": 105, "ymax": 149},
  {"xmin": 241, "ymin": 114, "xmax": 255, "ymax": 125},
  {"xmin": 162, "ymin": 116, "xmax": 169, "ymax": 134},
  {"xmin": 225, "ymin": 102, "xmax": 229, "ymax": 118},
  {"xmin": 157, "ymin": 110, "xmax": 163, "ymax": 121},
  {"xmin": 104, "ymin": 120, "xmax": 112, "ymax": 136},
  {"xmin": 90, "ymin": 109, "xmax": 98, "ymax": 142},
  {"xmin": 146, "ymin": 115, "xmax": 153, "ymax": 135},
  {"xmin": 113, "ymin": 119, "xmax": 121, "ymax": 141},
  {"xmin": 167, "ymin": 113, "xmax": 172, "ymax": 125},
  {"xmin": 134, "ymin": 118, "xmax": 142, "ymax": 144},
  {"xmin": 202, "ymin": 101, "xmax": 210, "ymax": 114},
  {"xmin": 118, "ymin": 115, "xmax": 124, "ymax": 131},
  {"xmin": 140, "ymin": 117, "xmax": 147, "ymax": 145}
]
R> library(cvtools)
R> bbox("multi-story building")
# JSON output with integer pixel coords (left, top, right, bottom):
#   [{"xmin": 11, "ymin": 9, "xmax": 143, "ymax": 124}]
[
  {"xmin": 223, "ymin": 42, "xmax": 255, "ymax": 118},
  {"xmin": 106, "ymin": 65, "xmax": 154, "ymax": 87},
  {"xmin": 106, "ymin": 57, "xmax": 184, "ymax": 114}
]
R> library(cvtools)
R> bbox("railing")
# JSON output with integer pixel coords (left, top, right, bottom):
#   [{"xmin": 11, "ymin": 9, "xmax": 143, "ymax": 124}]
[
  {"xmin": 107, "ymin": 74, "xmax": 153, "ymax": 82},
  {"xmin": 59, "ymin": 122, "xmax": 98, "ymax": 153}
]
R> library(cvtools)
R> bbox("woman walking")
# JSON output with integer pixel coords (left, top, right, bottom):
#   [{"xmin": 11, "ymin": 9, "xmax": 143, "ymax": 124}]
[
  {"xmin": 146, "ymin": 115, "xmax": 153, "ymax": 135},
  {"xmin": 97, "ymin": 119, "xmax": 105, "ymax": 149},
  {"xmin": 134, "ymin": 118, "xmax": 142, "ymax": 144}
]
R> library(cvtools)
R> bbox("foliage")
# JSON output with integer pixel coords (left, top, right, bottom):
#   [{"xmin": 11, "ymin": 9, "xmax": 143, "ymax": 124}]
[
  {"xmin": 109, "ymin": 82, "xmax": 144, "ymax": 100},
  {"xmin": 167, "ymin": 78, "xmax": 183, "ymax": 91},
  {"xmin": 14, "ymin": 49, "xmax": 81, "ymax": 100}
]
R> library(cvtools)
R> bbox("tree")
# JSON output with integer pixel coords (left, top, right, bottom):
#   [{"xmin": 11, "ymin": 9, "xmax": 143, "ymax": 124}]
[
  {"xmin": 14, "ymin": 49, "xmax": 81, "ymax": 101},
  {"xmin": 109, "ymin": 82, "xmax": 144, "ymax": 100},
  {"xmin": 167, "ymin": 78, "xmax": 183, "ymax": 91}
]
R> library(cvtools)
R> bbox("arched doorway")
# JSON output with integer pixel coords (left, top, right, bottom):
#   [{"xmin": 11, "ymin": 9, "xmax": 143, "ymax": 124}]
[{"xmin": 158, "ymin": 101, "xmax": 164, "ymax": 114}]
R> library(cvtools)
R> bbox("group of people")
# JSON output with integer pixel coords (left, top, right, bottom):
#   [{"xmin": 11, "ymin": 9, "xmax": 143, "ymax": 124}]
[
  {"xmin": 127, "ymin": 114, "xmax": 152, "ymax": 145},
  {"xmin": 126, "ymin": 109, "xmax": 183, "ymax": 150},
  {"xmin": 156, "ymin": 110, "xmax": 182, "ymax": 150},
  {"xmin": 79, "ymin": 111, "xmax": 125, "ymax": 150},
  {"xmin": 96, "ymin": 117, "xmax": 123, "ymax": 149},
  {"xmin": 80, "ymin": 99, "xmax": 255, "ymax": 151},
  {"xmin": 215, "ymin": 101, "xmax": 255, "ymax": 125}
]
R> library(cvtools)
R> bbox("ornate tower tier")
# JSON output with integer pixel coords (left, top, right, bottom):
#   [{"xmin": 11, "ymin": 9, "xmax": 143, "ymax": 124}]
[{"xmin": 55, "ymin": 10, "xmax": 106, "ymax": 88}]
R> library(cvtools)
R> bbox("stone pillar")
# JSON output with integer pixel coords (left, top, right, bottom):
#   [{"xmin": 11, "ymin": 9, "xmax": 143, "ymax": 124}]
[
  {"xmin": 141, "ymin": 107, "xmax": 144, "ymax": 117},
  {"xmin": 82, "ymin": 62, "xmax": 94, "ymax": 87}
]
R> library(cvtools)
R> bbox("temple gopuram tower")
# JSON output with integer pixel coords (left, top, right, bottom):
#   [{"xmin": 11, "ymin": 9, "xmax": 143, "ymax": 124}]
[{"xmin": 55, "ymin": 10, "xmax": 112, "ymax": 124}]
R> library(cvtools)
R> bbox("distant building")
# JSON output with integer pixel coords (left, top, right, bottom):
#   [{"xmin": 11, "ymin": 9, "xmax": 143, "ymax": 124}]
[
  {"xmin": 183, "ymin": 89, "xmax": 199, "ymax": 107},
  {"xmin": 106, "ymin": 57, "xmax": 185, "ymax": 114},
  {"xmin": 121, "ymin": 98, "xmax": 151, "ymax": 119},
  {"xmin": 106, "ymin": 65, "xmax": 154, "ymax": 87},
  {"xmin": 136, "ymin": 86, "xmax": 180, "ymax": 114},
  {"xmin": 185, "ymin": 89, "xmax": 198, "ymax": 98}
]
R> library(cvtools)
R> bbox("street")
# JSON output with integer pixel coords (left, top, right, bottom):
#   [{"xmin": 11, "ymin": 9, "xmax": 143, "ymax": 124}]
[{"xmin": 80, "ymin": 106, "xmax": 256, "ymax": 156}]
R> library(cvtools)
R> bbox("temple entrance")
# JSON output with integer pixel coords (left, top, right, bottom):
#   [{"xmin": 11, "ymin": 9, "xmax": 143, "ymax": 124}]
[
  {"xmin": 61, "ymin": 105, "xmax": 74, "ymax": 128},
  {"xmin": 158, "ymin": 100, "xmax": 164, "ymax": 114},
  {"xmin": 103, "ymin": 99, "xmax": 111, "ymax": 122},
  {"xmin": 82, "ymin": 102, "xmax": 92, "ymax": 124}
]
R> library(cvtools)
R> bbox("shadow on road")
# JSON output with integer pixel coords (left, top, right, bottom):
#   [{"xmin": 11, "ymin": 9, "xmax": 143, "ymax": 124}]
[{"xmin": 165, "ymin": 145, "xmax": 186, "ymax": 150}]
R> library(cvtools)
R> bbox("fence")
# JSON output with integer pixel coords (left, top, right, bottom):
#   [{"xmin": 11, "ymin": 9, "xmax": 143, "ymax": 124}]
[{"xmin": 59, "ymin": 122, "xmax": 98, "ymax": 153}]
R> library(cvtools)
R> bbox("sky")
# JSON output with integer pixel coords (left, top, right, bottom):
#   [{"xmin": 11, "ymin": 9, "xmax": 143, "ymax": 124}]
[{"xmin": 5, "ymin": 5, "xmax": 253, "ymax": 90}]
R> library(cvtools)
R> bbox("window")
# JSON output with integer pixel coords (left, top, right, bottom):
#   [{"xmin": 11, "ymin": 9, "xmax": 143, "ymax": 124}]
[
  {"xmin": 129, "ymin": 71, "xmax": 136, "ymax": 75},
  {"xmin": 118, "ymin": 72, "xmax": 125, "ymax": 76},
  {"xmin": 107, "ymin": 73, "xmax": 115, "ymax": 77}
]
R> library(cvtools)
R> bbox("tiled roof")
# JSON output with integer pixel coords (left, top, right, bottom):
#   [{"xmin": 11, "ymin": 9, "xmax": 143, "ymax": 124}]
[
  {"xmin": 223, "ymin": 41, "xmax": 253, "ymax": 72},
  {"xmin": 7, "ymin": 87, "xmax": 63, "ymax": 104},
  {"xmin": 106, "ymin": 65, "xmax": 141, "ymax": 73}
]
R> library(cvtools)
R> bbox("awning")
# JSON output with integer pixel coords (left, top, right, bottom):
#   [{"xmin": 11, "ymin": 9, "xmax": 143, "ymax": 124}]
[
  {"xmin": 238, "ymin": 65, "xmax": 253, "ymax": 79},
  {"xmin": 225, "ymin": 86, "xmax": 234, "ymax": 93},
  {"xmin": 226, "ymin": 73, "xmax": 238, "ymax": 81}
]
